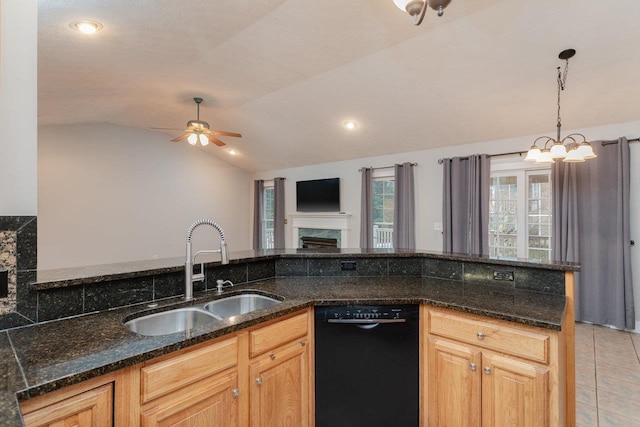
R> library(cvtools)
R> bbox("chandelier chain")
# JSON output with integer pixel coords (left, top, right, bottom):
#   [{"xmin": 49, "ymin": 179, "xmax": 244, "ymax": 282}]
[{"xmin": 556, "ymin": 59, "xmax": 570, "ymax": 132}]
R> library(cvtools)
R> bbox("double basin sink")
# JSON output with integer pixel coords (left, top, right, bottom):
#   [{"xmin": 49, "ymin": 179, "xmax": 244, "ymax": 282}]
[{"xmin": 125, "ymin": 293, "xmax": 282, "ymax": 336}]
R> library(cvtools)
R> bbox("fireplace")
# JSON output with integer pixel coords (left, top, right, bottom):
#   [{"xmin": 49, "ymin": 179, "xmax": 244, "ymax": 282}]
[
  {"xmin": 300, "ymin": 236, "xmax": 339, "ymax": 249},
  {"xmin": 290, "ymin": 213, "xmax": 351, "ymax": 248}
]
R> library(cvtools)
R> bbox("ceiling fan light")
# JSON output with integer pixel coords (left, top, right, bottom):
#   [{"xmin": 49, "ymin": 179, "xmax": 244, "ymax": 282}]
[
  {"xmin": 187, "ymin": 133, "xmax": 198, "ymax": 145},
  {"xmin": 199, "ymin": 134, "xmax": 209, "ymax": 146},
  {"xmin": 549, "ymin": 142, "xmax": 568, "ymax": 158},
  {"xmin": 524, "ymin": 145, "xmax": 541, "ymax": 162},
  {"xmin": 392, "ymin": 0, "xmax": 413, "ymax": 10}
]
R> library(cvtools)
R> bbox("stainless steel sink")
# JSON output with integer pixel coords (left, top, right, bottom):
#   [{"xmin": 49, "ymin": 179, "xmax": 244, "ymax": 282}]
[
  {"xmin": 124, "ymin": 307, "xmax": 221, "ymax": 336},
  {"xmin": 204, "ymin": 293, "xmax": 281, "ymax": 318}
]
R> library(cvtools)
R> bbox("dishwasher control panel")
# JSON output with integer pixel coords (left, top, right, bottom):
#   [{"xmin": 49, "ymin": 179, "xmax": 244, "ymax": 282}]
[{"xmin": 317, "ymin": 305, "xmax": 417, "ymax": 321}]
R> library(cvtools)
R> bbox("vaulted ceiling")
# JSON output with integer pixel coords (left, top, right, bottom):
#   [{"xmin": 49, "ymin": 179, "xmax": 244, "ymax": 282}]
[{"xmin": 38, "ymin": 0, "xmax": 640, "ymax": 172}]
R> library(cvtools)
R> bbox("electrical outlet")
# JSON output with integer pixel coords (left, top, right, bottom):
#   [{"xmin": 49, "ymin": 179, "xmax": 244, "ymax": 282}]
[
  {"xmin": 341, "ymin": 260, "xmax": 357, "ymax": 271},
  {"xmin": 493, "ymin": 270, "xmax": 514, "ymax": 281},
  {"xmin": 434, "ymin": 222, "xmax": 443, "ymax": 231}
]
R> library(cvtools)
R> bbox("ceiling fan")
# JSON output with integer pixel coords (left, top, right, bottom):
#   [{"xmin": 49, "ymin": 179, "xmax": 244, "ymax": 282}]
[{"xmin": 151, "ymin": 97, "xmax": 241, "ymax": 147}]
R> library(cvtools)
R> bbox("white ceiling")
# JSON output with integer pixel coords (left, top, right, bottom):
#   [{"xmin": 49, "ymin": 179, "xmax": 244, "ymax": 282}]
[{"xmin": 38, "ymin": 0, "xmax": 640, "ymax": 172}]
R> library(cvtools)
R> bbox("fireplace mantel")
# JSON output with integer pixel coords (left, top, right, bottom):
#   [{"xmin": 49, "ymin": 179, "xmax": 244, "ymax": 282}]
[{"xmin": 290, "ymin": 213, "xmax": 351, "ymax": 248}]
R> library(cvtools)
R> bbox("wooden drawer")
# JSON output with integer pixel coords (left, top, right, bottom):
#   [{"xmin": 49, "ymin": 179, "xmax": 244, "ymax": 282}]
[
  {"xmin": 429, "ymin": 310, "xmax": 549, "ymax": 364},
  {"xmin": 141, "ymin": 336, "xmax": 238, "ymax": 403},
  {"xmin": 250, "ymin": 311, "xmax": 309, "ymax": 358}
]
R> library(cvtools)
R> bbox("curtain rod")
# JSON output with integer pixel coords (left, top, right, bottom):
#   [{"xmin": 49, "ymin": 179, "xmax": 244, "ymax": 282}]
[
  {"xmin": 602, "ymin": 137, "xmax": 640, "ymax": 146},
  {"xmin": 261, "ymin": 177, "xmax": 286, "ymax": 182},
  {"xmin": 437, "ymin": 137, "xmax": 640, "ymax": 164},
  {"xmin": 358, "ymin": 162, "xmax": 417, "ymax": 172},
  {"xmin": 437, "ymin": 151, "xmax": 525, "ymax": 164}
]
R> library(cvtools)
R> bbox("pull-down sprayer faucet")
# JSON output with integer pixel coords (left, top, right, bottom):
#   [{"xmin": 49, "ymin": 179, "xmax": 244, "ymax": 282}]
[{"xmin": 184, "ymin": 219, "xmax": 229, "ymax": 301}]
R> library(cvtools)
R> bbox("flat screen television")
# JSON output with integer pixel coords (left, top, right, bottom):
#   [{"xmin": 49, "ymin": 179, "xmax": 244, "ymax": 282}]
[{"xmin": 296, "ymin": 178, "xmax": 340, "ymax": 212}]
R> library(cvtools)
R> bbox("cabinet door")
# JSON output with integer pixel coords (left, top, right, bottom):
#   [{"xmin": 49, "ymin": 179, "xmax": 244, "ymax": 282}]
[
  {"xmin": 427, "ymin": 336, "xmax": 481, "ymax": 427},
  {"xmin": 482, "ymin": 353, "xmax": 549, "ymax": 427},
  {"xmin": 250, "ymin": 339, "xmax": 309, "ymax": 427},
  {"xmin": 22, "ymin": 383, "xmax": 113, "ymax": 427},
  {"xmin": 141, "ymin": 370, "xmax": 239, "ymax": 427}
]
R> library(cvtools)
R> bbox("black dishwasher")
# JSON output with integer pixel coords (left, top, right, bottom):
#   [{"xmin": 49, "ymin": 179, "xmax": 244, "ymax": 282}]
[{"xmin": 314, "ymin": 305, "xmax": 419, "ymax": 427}]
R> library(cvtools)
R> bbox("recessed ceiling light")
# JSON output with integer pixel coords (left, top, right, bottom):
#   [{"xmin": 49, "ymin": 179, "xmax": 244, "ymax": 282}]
[
  {"xmin": 228, "ymin": 149, "xmax": 237, "ymax": 156},
  {"xmin": 69, "ymin": 21, "xmax": 103, "ymax": 35},
  {"xmin": 344, "ymin": 120, "xmax": 358, "ymax": 130}
]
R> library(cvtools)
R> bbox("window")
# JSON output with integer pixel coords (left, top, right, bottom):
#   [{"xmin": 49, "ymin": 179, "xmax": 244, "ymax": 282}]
[
  {"xmin": 263, "ymin": 184, "xmax": 275, "ymax": 249},
  {"xmin": 489, "ymin": 160, "xmax": 552, "ymax": 261},
  {"xmin": 372, "ymin": 172, "xmax": 394, "ymax": 248}
]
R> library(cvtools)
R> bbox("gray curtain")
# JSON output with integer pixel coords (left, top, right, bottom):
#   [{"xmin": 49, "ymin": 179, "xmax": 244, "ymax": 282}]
[
  {"xmin": 553, "ymin": 137, "xmax": 634, "ymax": 329},
  {"xmin": 393, "ymin": 162, "xmax": 416, "ymax": 249},
  {"xmin": 442, "ymin": 154, "xmax": 490, "ymax": 255},
  {"xmin": 253, "ymin": 180, "xmax": 264, "ymax": 250},
  {"xmin": 359, "ymin": 167, "xmax": 374, "ymax": 249},
  {"xmin": 273, "ymin": 177, "xmax": 286, "ymax": 249}
]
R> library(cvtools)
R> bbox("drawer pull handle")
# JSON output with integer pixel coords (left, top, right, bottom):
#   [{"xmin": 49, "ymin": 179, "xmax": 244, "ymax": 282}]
[
  {"xmin": 232, "ymin": 388, "xmax": 240, "ymax": 397},
  {"xmin": 270, "ymin": 353, "xmax": 276, "ymax": 360},
  {"xmin": 300, "ymin": 340, "xmax": 306, "ymax": 346},
  {"xmin": 477, "ymin": 331, "xmax": 484, "ymax": 340},
  {"xmin": 484, "ymin": 367, "xmax": 491, "ymax": 375},
  {"xmin": 256, "ymin": 377, "xmax": 263, "ymax": 385},
  {"xmin": 470, "ymin": 363, "xmax": 477, "ymax": 371}
]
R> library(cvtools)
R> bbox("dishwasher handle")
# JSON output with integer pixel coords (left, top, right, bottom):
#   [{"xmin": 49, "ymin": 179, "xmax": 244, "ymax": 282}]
[{"xmin": 327, "ymin": 318, "xmax": 407, "ymax": 324}]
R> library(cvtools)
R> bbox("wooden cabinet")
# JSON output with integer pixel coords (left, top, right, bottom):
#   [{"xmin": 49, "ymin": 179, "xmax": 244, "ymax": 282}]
[
  {"xmin": 140, "ymin": 371, "xmax": 239, "ymax": 427},
  {"xmin": 427, "ymin": 337, "xmax": 482, "ymax": 426},
  {"xmin": 424, "ymin": 308, "xmax": 563, "ymax": 427},
  {"xmin": 481, "ymin": 353, "xmax": 549, "ymax": 427},
  {"xmin": 248, "ymin": 310, "xmax": 312, "ymax": 427},
  {"xmin": 21, "ymin": 379, "xmax": 113, "ymax": 427},
  {"xmin": 139, "ymin": 335, "xmax": 240, "ymax": 427}
]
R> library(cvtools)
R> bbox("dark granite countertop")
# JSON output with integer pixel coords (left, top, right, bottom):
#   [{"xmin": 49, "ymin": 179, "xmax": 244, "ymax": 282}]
[
  {"xmin": 1, "ymin": 275, "xmax": 566, "ymax": 427},
  {"xmin": 31, "ymin": 248, "xmax": 580, "ymax": 291}
]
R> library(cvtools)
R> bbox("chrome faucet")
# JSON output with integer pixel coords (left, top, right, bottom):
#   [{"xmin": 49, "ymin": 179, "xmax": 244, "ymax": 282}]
[{"xmin": 185, "ymin": 219, "xmax": 229, "ymax": 301}]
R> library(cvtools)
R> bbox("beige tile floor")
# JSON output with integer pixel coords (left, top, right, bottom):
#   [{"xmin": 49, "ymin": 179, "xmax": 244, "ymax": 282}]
[{"xmin": 575, "ymin": 322, "xmax": 640, "ymax": 426}]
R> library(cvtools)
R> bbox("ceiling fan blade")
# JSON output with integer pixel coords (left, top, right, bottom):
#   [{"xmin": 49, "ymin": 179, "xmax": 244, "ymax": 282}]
[
  {"xmin": 171, "ymin": 134, "xmax": 190, "ymax": 142},
  {"xmin": 206, "ymin": 134, "xmax": 226, "ymax": 146},
  {"xmin": 150, "ymin": 127, "xmax": 183, "ymax": 130},
  {"xmin": 212, "ymin": 130, "xmax": 242, "ymax": 138}
]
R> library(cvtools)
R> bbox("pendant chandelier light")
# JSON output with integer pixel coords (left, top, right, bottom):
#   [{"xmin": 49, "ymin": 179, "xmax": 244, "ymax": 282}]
[
  {"xmin": 392, "ymin": 0, "xmax": 452, "ymax": 25},
  {"xmin": 525, "ymin": 49, "xmax": 596, "ymax": 164}
]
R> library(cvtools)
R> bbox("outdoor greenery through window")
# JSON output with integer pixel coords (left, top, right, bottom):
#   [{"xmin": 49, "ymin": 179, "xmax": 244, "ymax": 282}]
[
  {"xmin": 489, "ymin": 161, "xmax": 552, "ymax": 262},
  {"xmin": 263, "ymin": 186, "xmax": 275, "ymax": 249},
  {"xmin": 372, "ymin": 176, "xmax": 394, "ymax": 248}
]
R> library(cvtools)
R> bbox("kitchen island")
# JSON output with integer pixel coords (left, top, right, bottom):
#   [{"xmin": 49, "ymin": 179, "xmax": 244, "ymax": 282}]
[{"xmin": 0, "ymin": 250, "xmax": 578, "ymax": 426}]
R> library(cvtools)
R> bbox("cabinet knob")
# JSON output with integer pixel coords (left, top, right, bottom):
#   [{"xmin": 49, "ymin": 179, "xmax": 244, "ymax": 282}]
[
  {"xmin": 256, "ymin": 377, "xmax": 263, "ymax": 385},
  {"xmin": 470, "ymin": 363, "xmax": 477, "ymax": 371},
  {"xmin": 270, "ymin": 353, "xmax": 276, "ymax": 360},
  {"xmin": 477, "ymin": 331, "xmax": 484, "ymax": 340},
  {"xmin": 300, "ymin": 340, "xmax": 306, "ymax": 347},
  {"xmin": 232, "ymin": 388, "xmax": 240, "ymax": 397},
  {"xmin": 484, "ymin": 367, "xmax": 492, "ymax": 375}
]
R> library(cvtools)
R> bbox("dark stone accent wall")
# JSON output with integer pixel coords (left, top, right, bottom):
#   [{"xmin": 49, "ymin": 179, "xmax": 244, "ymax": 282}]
[{"xmin": 0, "ymin": 216, "xmax": 37, "ymax": 328}]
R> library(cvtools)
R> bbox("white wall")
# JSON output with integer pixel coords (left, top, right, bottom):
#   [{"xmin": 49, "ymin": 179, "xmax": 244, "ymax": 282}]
[
  {"xmin": 0, "ymin": 0, "xmax": 37, "ymax": 215},
  {"xmin": 38, "ymin": 123, "xmax": 252, "ymax": 269},
  {"xmin": 253, "ymin": 120, "xmax": 640, "ymax": 330}
]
